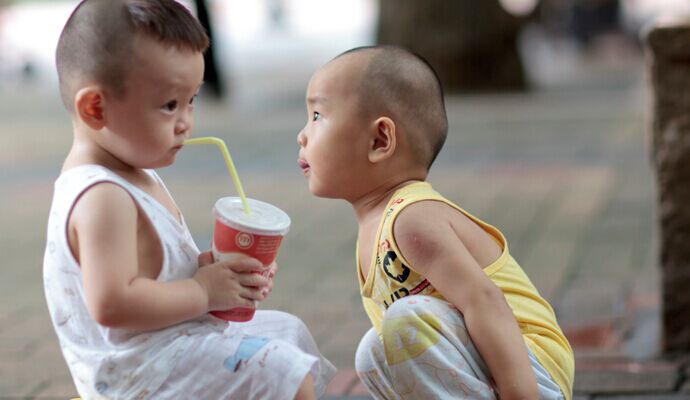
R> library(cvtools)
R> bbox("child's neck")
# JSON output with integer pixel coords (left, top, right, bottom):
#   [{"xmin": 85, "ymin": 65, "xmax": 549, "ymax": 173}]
[
  {"xmin": 351, "ymin": 178, "xmax": 423, "ymax": 226},
  {"xmin": 353, "ymin": 177, "xmax": 423, "ymax": 279},
  {"xmin": 64, "ymin": 126, "xmax": 138, "ymax": 176}
]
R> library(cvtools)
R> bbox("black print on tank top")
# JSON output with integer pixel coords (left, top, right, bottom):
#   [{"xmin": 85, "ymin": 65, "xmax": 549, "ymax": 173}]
[{"xmin": 382, "ymin": 251, "xmax": 410, "ymax": 283}]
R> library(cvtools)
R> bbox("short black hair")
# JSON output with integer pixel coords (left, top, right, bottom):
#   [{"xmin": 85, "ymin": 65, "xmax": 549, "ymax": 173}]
[
  {"xmin": 56, "ymin": 0, "xmax": 209, "ymax": 111},
  {"xmin": 336, "ymin": 46, "xmax": 448, "ymax": 170}
]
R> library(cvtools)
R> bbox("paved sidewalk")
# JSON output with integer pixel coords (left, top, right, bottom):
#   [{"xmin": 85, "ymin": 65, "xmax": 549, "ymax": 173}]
[{"xmin": 0, "ymin": 39, "xmax": 678, "ymax": 398}]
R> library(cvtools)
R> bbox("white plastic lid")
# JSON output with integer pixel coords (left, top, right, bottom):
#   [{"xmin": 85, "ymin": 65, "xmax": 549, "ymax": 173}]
[{"xmin": 213, "ymin": 197, "xmax": 291, "ymax": 236}]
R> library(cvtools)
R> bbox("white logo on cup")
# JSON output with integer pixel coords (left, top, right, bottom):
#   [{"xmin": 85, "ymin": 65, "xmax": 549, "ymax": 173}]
[{"xmin": 235, "ymin": 232, "xmax": 254, "ymax": 249}]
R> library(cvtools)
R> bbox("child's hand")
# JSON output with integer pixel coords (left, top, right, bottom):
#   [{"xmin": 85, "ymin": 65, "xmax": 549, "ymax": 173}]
[
  {"xmin": 198, "ymin": 251, "xmax": 277, "ymax": 300},
  {"xmin": 193, "ymin": 252, "xmax": 270, "ymax": 312},
  {"xmin": 259, "ymin": 261, "xmax": 278, "ymax": 299},
  {"xmin": 197, "ymin": 250, "xmax": 214, "ymax": 268}
]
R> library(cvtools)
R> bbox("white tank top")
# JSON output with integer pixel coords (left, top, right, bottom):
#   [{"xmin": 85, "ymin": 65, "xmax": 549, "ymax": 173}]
[{"xmin": 43, "ymin": 165, "xmax": 227, "ymax": 399}]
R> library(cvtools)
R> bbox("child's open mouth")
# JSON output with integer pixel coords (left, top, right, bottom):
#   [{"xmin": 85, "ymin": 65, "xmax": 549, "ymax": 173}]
[{"xmin": 298, "ymin": 159, "xmax": 310, "ymax": 174}]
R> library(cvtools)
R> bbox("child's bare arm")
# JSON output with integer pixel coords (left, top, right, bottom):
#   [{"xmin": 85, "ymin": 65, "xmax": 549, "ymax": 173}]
[
  {"xmin": 71, "ymin": 183, "xmax": 267, "ymax": 331},
  {"xmin": 394, "ymin": 201, "xmax": 539, "ymax": 400}
]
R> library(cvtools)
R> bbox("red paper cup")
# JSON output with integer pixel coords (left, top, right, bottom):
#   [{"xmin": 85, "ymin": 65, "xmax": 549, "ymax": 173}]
[{"xmin": 210, "ymin": 197, "xmax": 290, "ymax": 322}]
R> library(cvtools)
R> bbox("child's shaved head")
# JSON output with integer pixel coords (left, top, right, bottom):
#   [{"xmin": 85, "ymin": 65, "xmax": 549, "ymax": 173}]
[
  {"xmin": 336, "ymin": 46, "xmax": 448, "ymax": 170},
  {"xmin": 56, "ymin": 0, "xmax": 209, "ymax": 111}
]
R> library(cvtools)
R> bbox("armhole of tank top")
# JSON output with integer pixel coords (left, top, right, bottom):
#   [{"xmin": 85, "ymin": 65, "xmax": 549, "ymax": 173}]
[
  {"xmin": 62, "ymin": 177, "xmax": 167, "ymax": 275},
  {"xmin": 445, "ymin": 204, "xmax": 509, "ymax": 276},
  {"xmin": 386, "ymin": 196, "xmax": 509, "ymax": 276},
  {"xmin": 145, "ymin": 169, "xmax": 185, "ymax": 226},
  {"xmin": 355, "ymin": 239, "xmax": 366, "ymax": 287},
  {"xmin": 385, "ymin": 197, "xmax": 445, "ymax": 273}
]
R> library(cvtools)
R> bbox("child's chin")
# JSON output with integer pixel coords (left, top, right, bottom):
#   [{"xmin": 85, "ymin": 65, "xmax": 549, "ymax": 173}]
[
  {"xmin": 307, "ymin": 184, "xmax": 325, "ymax": 197},
  {"xmin": 149, "ymin": 157, "xmax": 175, "ymax": 169},
  {"xmin": 308, "ymin": 186, "xmax": 323, "ymax": 197},
  {"xmin": 309, "ymin": 185, "xmax": 342, "ymax": 200}
]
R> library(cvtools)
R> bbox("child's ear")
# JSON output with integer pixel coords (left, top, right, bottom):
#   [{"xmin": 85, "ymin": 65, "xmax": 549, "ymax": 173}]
[
  {"xmin": 368, "ymin": 117, "xmax": 396, "ymax": 163},
  {"xmin": 74, "ymin": 86, "xmax": 106, "ymax": 130}
]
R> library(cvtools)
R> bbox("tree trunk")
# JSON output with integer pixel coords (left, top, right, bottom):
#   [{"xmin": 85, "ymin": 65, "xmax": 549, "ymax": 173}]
[
  {"xmin": 376, "ymin": 0, "xmax": 527, "ymax": 92},
  {"xmin": 645, "ymin": 18, "xmax": 690, "ymax": 354},
  {"xmin": 194, "ymin": 0, "xmax": 225, "ymax": 99}
]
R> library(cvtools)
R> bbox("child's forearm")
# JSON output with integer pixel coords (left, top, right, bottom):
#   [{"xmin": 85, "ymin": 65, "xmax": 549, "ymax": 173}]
[
  {"xmin": 87, "ymin": 277, "xmax": 208, "ymax": 331},
  {"xmin": 462, "ymin": 289, "xmax": 539, "ymax": 400}
]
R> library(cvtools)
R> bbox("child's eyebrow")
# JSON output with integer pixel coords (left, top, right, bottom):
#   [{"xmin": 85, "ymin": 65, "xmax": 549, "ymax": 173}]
[
  {"xmin": 157, "ymin": 81, "xmax": 205, "ymax": 95},
  {"xmin": 307, "ymin": 96, "xmax": 328, "ymax": 106}
]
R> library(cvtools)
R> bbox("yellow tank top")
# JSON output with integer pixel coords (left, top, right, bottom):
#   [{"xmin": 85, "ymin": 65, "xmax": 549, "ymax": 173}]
[{"xmin": 357, "ymin": 182, "xmax": 573, "ymax": 399}]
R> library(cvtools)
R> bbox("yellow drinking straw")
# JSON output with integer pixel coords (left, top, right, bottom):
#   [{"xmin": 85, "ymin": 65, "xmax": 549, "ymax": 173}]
[{"xmin": 184, "ymin": 136, "xmax": 251, "ymax": 214}]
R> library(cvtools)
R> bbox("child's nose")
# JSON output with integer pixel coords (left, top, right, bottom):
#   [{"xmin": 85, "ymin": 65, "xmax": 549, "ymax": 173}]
[
  {"xmin": 176, "ymin": 109, "xmax": 193, "ymax": 135},
  {"xmin": 297, "ymin": 129, "xmax": 307, "ymax": 147},
  {"xmin": 176, "ymin": 119, "xmax": 190, "ymax": 136}
]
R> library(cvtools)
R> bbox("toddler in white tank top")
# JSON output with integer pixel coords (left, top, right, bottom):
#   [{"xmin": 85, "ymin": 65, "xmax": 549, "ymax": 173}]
[{"xmin": 44, "ymin": 1, "xmax": 334, "ymax": 398}]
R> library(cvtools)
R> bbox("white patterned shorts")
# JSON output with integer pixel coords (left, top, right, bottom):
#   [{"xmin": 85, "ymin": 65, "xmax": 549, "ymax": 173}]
[{"xmin": 356, "ymin": 295, "xmax": 564, "ymax": 399}]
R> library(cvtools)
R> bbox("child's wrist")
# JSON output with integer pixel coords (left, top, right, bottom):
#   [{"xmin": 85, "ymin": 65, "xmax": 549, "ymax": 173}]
[{"xmin": 190, "ymin": 276, "xmax": 211, "ymax": 312}]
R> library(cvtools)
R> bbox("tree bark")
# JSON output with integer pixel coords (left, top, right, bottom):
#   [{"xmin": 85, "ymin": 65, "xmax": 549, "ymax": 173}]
[
  {"xmin": 645, "ymin": 18, "xmax": 690, "ymax": 354},
  {"xmin": 376, "ymin": 0, "xmax": 527, "ymax": 92},
  {"xmin": 194, "ymin": 0, "xmax": 225, "ymax": 99}
]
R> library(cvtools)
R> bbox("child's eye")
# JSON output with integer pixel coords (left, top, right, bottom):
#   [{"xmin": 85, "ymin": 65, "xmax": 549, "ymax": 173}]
[
  {"xmin": 189, "ymin": 93, "xmax": 198, "ymax": 105},
  {"xmin": 312, "ymin": 111, "xmax": 321, "ymax": 121},
  {"xmin": 163, "ymin": 100, "xmax": 178, "ymax": 112}
]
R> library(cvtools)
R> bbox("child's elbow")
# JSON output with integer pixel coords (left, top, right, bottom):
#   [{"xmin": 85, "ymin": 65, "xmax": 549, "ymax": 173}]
[
  {"xmin": 474, "ymin": 282, "xmax": 508, "ymax": 308},
  {"xmin": 88, "ymin": 297, "xmax": 127, "ymax": 328},
  {"xmin": 501, "ymin": 385, "xmax": 539, "ymax": 400}
]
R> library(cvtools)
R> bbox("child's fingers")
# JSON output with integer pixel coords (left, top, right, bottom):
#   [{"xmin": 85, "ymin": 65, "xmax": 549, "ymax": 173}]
[
  {"xmin": 237, "ymin": 271, "xmax": 270, "ymax": 288},
  {"xmin": 267, "ymin": 261, "xmax": 278, "ymax": 278},
  {"xmin": 222, "ymin": 256, "xmax": 263, "ymax": 273},
  {"xmin": 260, "ymin": 284, "xmax": 273, "ymax": 298},
  {"xmin": 240, "ymin": 285, "xmax": 266, "ymax": 301},
  {"xmin": 197, "ymin": 251, "xmax": 214, "ymax": 267}
]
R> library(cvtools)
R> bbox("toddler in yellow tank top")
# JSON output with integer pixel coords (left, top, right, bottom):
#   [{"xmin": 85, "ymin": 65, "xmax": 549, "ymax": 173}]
[{"xmin": 297, "ymin": 45, "xmax": 574, "ymax": 399}]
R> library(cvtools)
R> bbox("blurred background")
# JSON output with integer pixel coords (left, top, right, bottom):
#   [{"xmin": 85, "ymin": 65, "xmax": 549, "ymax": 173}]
[{"xmin": 1, "ymin": 0, "xmax": 689, "ymax": 397}]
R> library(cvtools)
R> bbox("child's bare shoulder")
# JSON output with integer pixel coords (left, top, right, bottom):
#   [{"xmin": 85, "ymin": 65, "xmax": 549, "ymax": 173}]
[
  {"xmin": 393, "ymin": 200, "xmax": 476, "ymax": 239},
  {"xmin": 392, "ymin": 200, "xmax": 464, "ymax": 259},
  {"xmin": 392, "ymin": 200, "xmax": 500, "ymax": 269},
  {"xmin": 72, "ymin": 180, "xmax": 135, "ymax": 215},
  {"xmin": 68, "ymin": 181, "xmax": 139, "ymax": 239}
]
